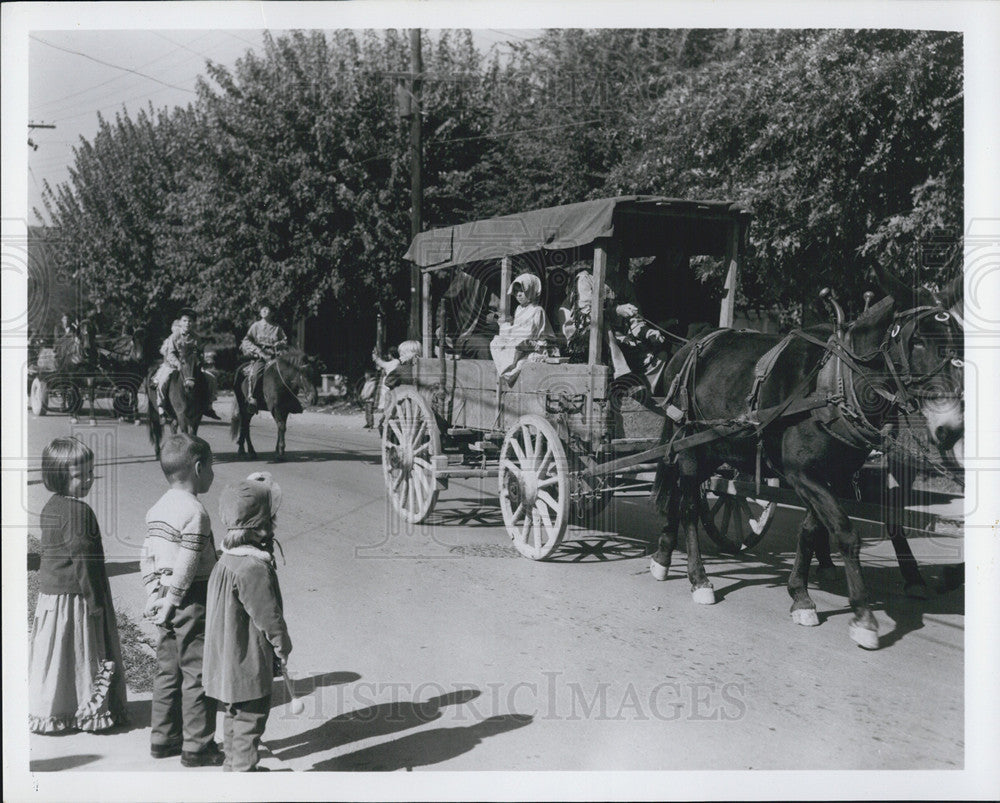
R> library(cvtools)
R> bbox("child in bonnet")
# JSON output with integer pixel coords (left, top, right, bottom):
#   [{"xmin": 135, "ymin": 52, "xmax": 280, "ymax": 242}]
[{"xmin": 203, "ymin": 472, "xmax": 292, "ymax": 772}]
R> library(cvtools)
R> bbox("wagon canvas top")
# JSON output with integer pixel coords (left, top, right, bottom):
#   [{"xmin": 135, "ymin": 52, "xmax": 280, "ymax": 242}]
[{"xmin": 404, "ymin": 196, "xmax": 749, "ymax": 272}]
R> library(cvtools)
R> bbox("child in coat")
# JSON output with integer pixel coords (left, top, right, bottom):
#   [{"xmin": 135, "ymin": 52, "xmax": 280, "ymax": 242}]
[
  {"xmin": 30, "ymin": 437, "xmax": 128, "ymax": 733},
  {"xmin": 204, "ymin": 473, "xmax": 292, "ymax": 772}
]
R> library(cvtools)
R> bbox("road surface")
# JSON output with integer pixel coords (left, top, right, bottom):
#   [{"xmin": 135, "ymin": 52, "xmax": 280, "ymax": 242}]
[{"xmin": 24, "ymin": 399, "xmax": 964, "ymax": 771}]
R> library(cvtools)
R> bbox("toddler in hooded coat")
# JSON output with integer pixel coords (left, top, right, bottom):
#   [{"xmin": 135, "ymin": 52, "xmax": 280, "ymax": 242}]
[{"xmin": 203, "ymin": 472, "xmax": 291, "ymax": 772}]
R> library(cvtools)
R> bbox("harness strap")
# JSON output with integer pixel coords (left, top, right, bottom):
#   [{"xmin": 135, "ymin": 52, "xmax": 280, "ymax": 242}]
[
  {"xmin": 664, "ymin": 328, "xmax": 731, "ymax": 421},
  {"xmin": 745, "ymin": 333, "xmax": 796, "ymax": 413}
]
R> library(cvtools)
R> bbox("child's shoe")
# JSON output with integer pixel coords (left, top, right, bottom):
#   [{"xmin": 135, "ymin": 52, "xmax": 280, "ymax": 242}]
[
  {"xmin": 151, "ymin": 742, "xmax": 182, "ymax": 759},
  {"xmin": 181, "ymin": 742, "xmax": 225, "ymax": 767}
]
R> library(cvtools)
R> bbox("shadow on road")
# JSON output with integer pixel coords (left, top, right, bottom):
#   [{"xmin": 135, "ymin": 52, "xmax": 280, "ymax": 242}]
[
  {"xmin": 653, "ymin": 546, "xmax": 965, "ymax": 650},
  {"xmin": 212, "ymin": 449, "xmax": 380, "ymax": 466},
  {"xmin": 309, "ymin": 713, "xmax": 533, "ymax": 771},
  {"xmin": 270, "ymin": 670, "xmax": 362, "ymax": 709},
  {"xmin": 268, "ymin": 688, "xmax": 482, "ymax": 763},
  {"xmin": 549, "ymin": 534, "xmax": 652, "ymax": 563},
  {"xmin": 30, "ymin": 754, "xmax": 101, "ymax": 772},
  {"xmin": 424, "ymin": 498, "xmax": 504, "ymax": 528}
]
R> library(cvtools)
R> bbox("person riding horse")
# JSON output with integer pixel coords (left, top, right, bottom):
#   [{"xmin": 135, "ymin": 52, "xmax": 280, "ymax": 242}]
[
  {"xmin": 152, "ymin": 308, "xmax": 219, "ymax": 420},
  {"xmin": 240, "ymin": 303, "xmax": 289, "ymax": 415}
]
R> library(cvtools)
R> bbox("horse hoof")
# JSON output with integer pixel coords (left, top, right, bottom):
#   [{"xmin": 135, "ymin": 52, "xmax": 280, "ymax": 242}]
[
  {"xmin": 904, "ymin": 583, "xmax": 929, "ymax": 600},
  {"xmin": 791, "ymin": 608, "xmax": 820, "ymax": 627},
  {"xmin": 89, "ymin": 419, "xmax": 97, "ymax": 427},
  {"xmin": 691, "ymin": 586, "xmax": 716, "ymax": 605},
  {"xmin": 650, "ymin": 559, "xmax": 669, "ymax": 581},
  {"xmin": 849, "ymin": 622, "xmax": 880, "ymax": 650},
  {"xmin": 70, "ymin": 417, "xmax": 79, "ymax": 424}
]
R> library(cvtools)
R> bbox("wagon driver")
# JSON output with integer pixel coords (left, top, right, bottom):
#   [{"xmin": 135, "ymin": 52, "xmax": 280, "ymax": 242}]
[{"xmin": 241, "ymin": 302, "xmax": 289, "ymax": 414}]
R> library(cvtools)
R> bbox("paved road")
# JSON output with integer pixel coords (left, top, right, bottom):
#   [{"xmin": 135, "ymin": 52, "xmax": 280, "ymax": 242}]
[{"xmin": 25, "ymin": 399, "xmax": 964, "ymax": 772}]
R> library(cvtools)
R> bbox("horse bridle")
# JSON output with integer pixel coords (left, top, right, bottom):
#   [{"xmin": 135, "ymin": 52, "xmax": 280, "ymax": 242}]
[
  {"xmin": 880, "ymin": 306, "xmax": 964, "ymax": 408},
  {"xmin": 798, "ymin": 305, "xmax": 963, "ymax": 425}
]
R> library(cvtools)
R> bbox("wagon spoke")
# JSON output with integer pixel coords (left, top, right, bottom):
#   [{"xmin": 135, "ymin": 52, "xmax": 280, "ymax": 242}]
[
  {"xmin": 531, "ymin": 508, "xmax": 543, "ymax": 548},
  {"xmin": 536, "ymin": 489, "xmax": 560, "ymax": 515},
  {"xmin": 388, "ymin": 419, "xmax": 405, "ymax": 444},
  {"xmin": 413, "ymin": 456, "xmax": 433, "ymax": 473},
  {"xmin": 407, "ymin": 476, "xmax": 417, "ymax": 513},
  {"xmin": 720, "ymin": 496, "xmax": 733, "ymax": 536},
  {"xmin": 412, "ymin": 418, "xmax": 427, "ymax": 446},
  {"xmin": 520, "ymin": 515, "xmax": 531, "ymax": 542},
  {"xmin": 731, "ymin": 502, "xmax": 744, "ymax": 547},
  {"xmin": 509, "ymin": 437, "xmax": 527, "ymax": 466},
  {"xmin": 536, "ymin": 448, "xmax": 554, "ymax": 478},
  {"xmin": 536, "ymin": 499, "xmax": 555, "ymax": 534},
  {"xmin": 710, "ymin": 494, "xmax": 725, "ymax": 519},
  {"xmin": 536, "ymin": 474, "xmax": 559, "ymax": 490},
  {"xmin": 511, "ymin": 502, "xmax": 524, "ymax": 524},
  {"xmin": 391, "ymin": 470, "xmax": 406, "ymax": 493},
  {"xmin": 413, "ymin": 469, "xmax": 430, "ymax": 503},
  {"xmin": 519, "ymin": 425, "xmax": 534, "ymax": 465},
  {"xmin": 500, "ymin": 459, "xmax": 522, "ymax": 479}
]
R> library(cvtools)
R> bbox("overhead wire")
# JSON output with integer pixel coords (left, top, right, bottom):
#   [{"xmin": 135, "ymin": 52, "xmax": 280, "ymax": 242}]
[
  {"xmin": 30, "ymin": 34, "xmax": 199, "ymax": 95},
  {"xmin": 31, "ymin": 31, "xmax": 217, "ymax": 113}
]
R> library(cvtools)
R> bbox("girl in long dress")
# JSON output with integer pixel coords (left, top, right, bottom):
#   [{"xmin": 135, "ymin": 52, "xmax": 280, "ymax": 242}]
[
  {"xmin": 29, "ymin": 437, "xmax": 128, "ymax": 733},
  {"xmin": 490, "ymin": 273, "xmax": 554, "ymax": 385}
]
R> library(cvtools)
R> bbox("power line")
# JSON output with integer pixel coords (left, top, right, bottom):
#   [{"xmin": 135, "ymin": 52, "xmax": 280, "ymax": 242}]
[
  {"xmin": 153, "ymin": 31, "xmax": 215, "ymax": 61},
  {"xmin": 31, "ymin": 32, "xmax": 217, "ymax": 113},
  {"xmin": 30, "ymin": 34, "xmax": 199, "ymax": 96},
  {"xmin": 50, "ymin": 77, "xmax": 204, "ymax": 125}
]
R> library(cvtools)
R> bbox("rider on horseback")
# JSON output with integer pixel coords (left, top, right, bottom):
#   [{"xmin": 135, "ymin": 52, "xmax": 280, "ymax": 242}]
[
  {"xmin": 240, "ymin": 303, "xmax": 288, "ymax": 415},
  {"xmin": 153, "ymin": 308, "xmax": 220, "ymax": 420}
]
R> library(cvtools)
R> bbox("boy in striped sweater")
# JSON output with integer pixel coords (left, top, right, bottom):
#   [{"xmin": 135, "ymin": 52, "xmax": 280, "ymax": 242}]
[{"xmin": 142, "ymin": 433, "xmax": 223, "ymax": 767}]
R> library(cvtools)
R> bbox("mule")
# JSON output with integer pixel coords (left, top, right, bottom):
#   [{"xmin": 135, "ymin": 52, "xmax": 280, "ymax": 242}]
[
  {"xmin": 649, "ymin": 294, "xmax": 963, "ymax": 649},
  {"xmin": 146, "ymin": 346, "xmax": 208, "ymax": 458},
  {"xmin": 809, "ymin": 273, "xmax": 965, "ymax": 599},
  {"xmin": 230, "ymin": 348, "xmax": 318, "ymax": 460}
]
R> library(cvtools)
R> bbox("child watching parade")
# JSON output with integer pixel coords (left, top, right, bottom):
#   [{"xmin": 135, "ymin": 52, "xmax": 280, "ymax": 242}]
[
  {"xmin": 142, "ymin": 433, "xmax": 224, "ymax": 766},
  {"xmin": 204, "ymin": 473, "xmax": 292, "ymax": 772}
]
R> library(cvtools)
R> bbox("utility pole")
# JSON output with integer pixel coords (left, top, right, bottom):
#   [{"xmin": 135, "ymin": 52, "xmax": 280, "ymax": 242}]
[
  {"xmin": 408, "ymin": 28, "xmax": 423, "ymax": 341},
  {"xmin": 28, "ymin": 121, "xmax": 55, "ymax": 151}
]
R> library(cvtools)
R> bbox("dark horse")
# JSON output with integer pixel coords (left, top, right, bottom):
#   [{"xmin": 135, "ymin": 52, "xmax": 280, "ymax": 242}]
[
  {"xmin": 230, "ymin": 348, "xmax": 318, "ymax": 460},
  {"xmin": 650, "ymin": 293, "xmax": 963, "ymax": 649},
  {"xmin": 146, "ymin": 346, "xmax": 209, "ymax": 458}
]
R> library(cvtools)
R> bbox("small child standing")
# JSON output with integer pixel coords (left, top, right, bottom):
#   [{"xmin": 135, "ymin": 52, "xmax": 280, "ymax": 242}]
[
  {"xmin": 30, "ymin": 437, "xmax": 128, "ymax": 733},
  {"xmin": 360, "ymin": 370, "xmax": 378, "ymax": 429},
  {"xmin": 204, "ymin": 474, "xmax": 292, "ymax": 772},
  {"xmin": 142, "ymin": 433, "xmax": 223, "ymax": 767}
]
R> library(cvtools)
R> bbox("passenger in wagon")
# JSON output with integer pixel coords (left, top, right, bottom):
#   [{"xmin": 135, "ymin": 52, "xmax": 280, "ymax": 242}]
[
  {"xmin": 489, "ymin": 273, "xmax": 555, "ymax": 386},
  {"xmin": 559, "ymin": 264, "xmax": 666, "ymax": 383}
]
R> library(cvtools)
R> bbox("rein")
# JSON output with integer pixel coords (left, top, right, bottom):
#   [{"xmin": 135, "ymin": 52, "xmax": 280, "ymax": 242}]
[
  {"xmin": 272, "ymin": 356, "xmax": 310, "ymax": 401},
  {"xmin": 663, "ymin": 305, "xmax": 963, "ymax": 461}
]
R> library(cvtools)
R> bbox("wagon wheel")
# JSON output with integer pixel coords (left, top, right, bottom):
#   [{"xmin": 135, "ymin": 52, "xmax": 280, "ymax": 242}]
[
  {"xmin": 700, "ymin": 485, "xmax": 777, "ymax": 554},
  {"xmin": 499, "ymin": 414, "xmax": 570, "ymax": 560},
  {"xmin": 30, "ymin": 376, "xmax": 49, "ymax": 416},
  {"xmin": 49, "ymin": 377, "xmax": 83, "ymax": 416},
  {"xmin": 381, "ymin": 388, "xmax": 441, "ymax": 524},
  {"xmin": 111, "ymin": 378, "xmax": 140, "ymax": 417}
]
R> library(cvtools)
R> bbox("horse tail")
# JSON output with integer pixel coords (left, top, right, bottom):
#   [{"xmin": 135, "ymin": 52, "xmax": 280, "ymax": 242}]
[
  {"xmin": 230, "ymin": 379, "xmax": 242, "ymax": 441},
  {"xmin": 146, "ymin": 379, "xmax": 162, "ymax": 451}
]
